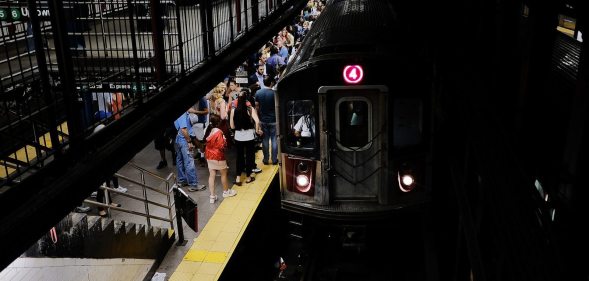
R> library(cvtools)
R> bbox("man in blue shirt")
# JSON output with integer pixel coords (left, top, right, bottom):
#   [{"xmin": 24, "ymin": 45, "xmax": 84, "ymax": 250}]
[
  {"xmin": 175, "ymin": 111, "xmax": 206, "ymax": 191},
  {"xmin": 255, "ymin": 76, "xmax": 278, "ymax": 165}
]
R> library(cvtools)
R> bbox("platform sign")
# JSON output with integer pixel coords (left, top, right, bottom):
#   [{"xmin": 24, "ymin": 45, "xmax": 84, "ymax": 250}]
[
  {"xmin": 0, "ymin": 7, "xmax": 50, "ymax": 21},
  {"xmin": 235, "ymin": 70, "xmax": 249, "ymax": 85},
  {"xmin": 343, "ymin": 65, "xmax": 364, "ymax": 84}
]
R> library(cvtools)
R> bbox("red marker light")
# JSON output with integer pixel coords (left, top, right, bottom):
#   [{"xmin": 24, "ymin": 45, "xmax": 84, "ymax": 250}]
[{"xmin": 343, "ymin": 65, "xmax": 364, "ymax": 84}]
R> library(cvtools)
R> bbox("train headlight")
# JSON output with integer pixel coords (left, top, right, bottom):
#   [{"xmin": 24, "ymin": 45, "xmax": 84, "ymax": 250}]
[
  {"xmin": 398, "ymin": 171, "xmax": 415, "ymax": 192},
  {"xmin": 296, "ymin": 175, "xmax": 310, "ymax": 188}
]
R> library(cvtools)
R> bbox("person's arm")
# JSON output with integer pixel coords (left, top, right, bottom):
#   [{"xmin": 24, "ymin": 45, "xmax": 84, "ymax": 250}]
[
  {"xmin": 219, "ymin": 99, "xmax": 228, "ymax": 120},
  {"xmin": 293, "ymin": 116, "xmax": 302, "ymax": 137},
  {"xmin": 255, "ymin": 96, "xmax": 261, "ymax": 113},
  {"xmin": 180, "ymin": 127, "xmax": 194, "ymax": 150},
  {"xmin": 230, "ymin": 108, "xmax": 236, "ymax": 129},
  {"xmin": 251, "ymin": 107, "xmax": 262, "ymax": 135},
  {"xmin": 188, "ymin": 106, "xmax": 208, "ymax": 116}
]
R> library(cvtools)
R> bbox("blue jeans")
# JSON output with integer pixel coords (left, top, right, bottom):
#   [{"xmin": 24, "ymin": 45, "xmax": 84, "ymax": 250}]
[
  {"xmin": 261, "ymin": 123, "xmax": 278, "ymax": 164},
  {"xmin": 175, "ymin": 135, "xmax": 198, "ymax": 186}
]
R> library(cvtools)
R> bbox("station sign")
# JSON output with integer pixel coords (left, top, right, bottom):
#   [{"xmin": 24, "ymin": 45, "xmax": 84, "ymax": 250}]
[
  {"xmin": 0, "ymin": 6, "xmax": 50, "ymax": 21},
  {"xmin": 78, "ymin": 82, "xmax": 152, "ymax": 93}
]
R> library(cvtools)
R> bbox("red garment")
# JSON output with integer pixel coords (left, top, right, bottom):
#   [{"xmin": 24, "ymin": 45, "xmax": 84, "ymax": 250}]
[
  {"xmin": 205, "ymin": 129, "xmax": 226, "ymax": 161},
  {"xmin": 111, "ymin": 92, "xmax": 123, "ymax": 120}
]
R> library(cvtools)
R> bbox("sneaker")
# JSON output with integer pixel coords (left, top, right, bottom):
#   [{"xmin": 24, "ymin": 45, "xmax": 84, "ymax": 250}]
[
  {"xmin": 252, "ymin": 168, "xmax": 262, "ymax": 173},
  {"xmin": 188, "ymin": 184, "xmax": 206, "ymax": 192},
  {"xmin": 156, "ymin": 160, "xmax": 167, "ymax": 169},
  {"xmin": 91, "ymin": 191, "xmax": 97, "ymax": 198},
  {"xmin": 209, "ymin": 195, "xmax": 218, "ymax": 204},
  {"xmin": 114, "ymin": 186, "xmax": 128, "ymax": 193},
  {"xmin": 223, "ymin": 189, "xmax": 237, "ymax": 198},
  {"xmin": 75, "ymin": 206, "xmax": 90, "ymax": 213},
  {"xmin": 110, "ymin": 203, "xmax": 121, "ymax": 207}
]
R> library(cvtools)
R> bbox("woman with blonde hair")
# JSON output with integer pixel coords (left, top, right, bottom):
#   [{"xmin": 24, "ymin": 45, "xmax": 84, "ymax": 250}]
[
  {"xmin": 209, "ymin": 82, "xmax": 231, "ymax": 146},
  {"xmin": 209, "ymin": 82, "xmax": 228, "ymax": 120}
]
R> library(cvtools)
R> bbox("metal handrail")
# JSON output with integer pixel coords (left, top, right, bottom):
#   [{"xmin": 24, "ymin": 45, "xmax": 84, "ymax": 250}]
[{"xmin": 83, "ymin": 163, "xmax": 176, "ymax": 231}]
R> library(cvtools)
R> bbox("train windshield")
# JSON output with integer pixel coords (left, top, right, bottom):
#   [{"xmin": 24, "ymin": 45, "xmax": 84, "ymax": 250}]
[
  {"xmin": 286, "ymin": 100, "xmax": 316, "ymax": 150},
  {"xmin": 335, "ymin": 98, "xmax": 371, "ymax": 151}
]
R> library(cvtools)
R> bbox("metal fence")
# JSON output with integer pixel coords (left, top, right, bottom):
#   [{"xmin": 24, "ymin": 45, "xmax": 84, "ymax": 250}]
[{"xmin": 0, "ymin": 0, "xmax": 290, "ymax": 188}]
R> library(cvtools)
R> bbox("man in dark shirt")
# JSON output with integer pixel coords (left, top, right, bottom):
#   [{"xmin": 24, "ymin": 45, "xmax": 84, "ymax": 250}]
[{"xmin": 255, "ymin": 76, "xmax": 278, "ymax": 165}]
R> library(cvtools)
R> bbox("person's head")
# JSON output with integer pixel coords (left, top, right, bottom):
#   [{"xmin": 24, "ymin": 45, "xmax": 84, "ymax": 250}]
[
  {"xmin": 209, "ymin": 113, "xmax": 221, "ymax": 128},
  {"xmin": 211, "ymin": 82, "xmax": 226, "ymax": 100},
  {"xmin": 270, "ymin": 45, "xmax": 279, "ymax": 55},
  {"xmin": 263, "ymin": 76, "xmax": 275, "ymax": 88},
  {"xmin": 256, "ymin": 64, "xmax": 265, "ymax": 75},
  {"xmin": 237, "ymin": 88, "xmax": 250, "ymax": 108},
  {"xmin": 228, "ymin": 79, "xmax": 237, "ymax": 91}
]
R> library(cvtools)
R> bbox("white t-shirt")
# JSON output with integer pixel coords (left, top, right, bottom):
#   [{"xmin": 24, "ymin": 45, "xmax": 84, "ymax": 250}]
[{"xmin": 294, "ymin": 116, "xmax": 314, "ymax": 137}]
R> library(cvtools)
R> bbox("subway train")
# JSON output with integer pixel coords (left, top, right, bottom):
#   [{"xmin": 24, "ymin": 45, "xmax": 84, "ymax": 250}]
[{"xmin": 276, "ymin": 0, "xmax": 434, "ymax": 221}]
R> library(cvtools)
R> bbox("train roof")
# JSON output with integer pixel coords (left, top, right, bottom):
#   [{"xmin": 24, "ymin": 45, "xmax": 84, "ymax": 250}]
[{"xmin": 285, "ymin": 0, "xmax": 401, "ymax": 75}]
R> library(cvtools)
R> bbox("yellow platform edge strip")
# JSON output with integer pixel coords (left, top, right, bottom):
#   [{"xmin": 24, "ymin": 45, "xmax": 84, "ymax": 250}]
[{"xmin": 171, "ymin": 152, "xmax": 279, "ymax": 281}]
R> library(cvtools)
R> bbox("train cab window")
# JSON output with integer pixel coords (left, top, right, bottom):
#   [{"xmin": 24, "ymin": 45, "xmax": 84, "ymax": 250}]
[
  {"xmin": 287, "ymin": 100, "xmax": 316, "ymax": 149},
  {"xmin": 393, "ymin": 98, "xmax": 423, "ymax": 147},
  {"xmin": 335, "ymin": 98, "xmax": 371, "ymax": 151}
]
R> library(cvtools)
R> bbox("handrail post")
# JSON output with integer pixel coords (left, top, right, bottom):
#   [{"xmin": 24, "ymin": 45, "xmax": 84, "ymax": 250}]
[
  {"xmin": 140, "ymin": 171, "xmax": 151, "ymax": 227},
  {"xmin": 165, "ymin": 179, "xmax": 175, "ymax": 230},
  {"xmin": 173, "ymin": 187, "xmax": 187, "ymax": 246}
]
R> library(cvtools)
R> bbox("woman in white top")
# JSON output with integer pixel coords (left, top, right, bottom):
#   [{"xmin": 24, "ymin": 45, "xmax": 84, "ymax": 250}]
[{"xmin": 230, "ymin": 89, "xmax": 262, "ymax": 184}]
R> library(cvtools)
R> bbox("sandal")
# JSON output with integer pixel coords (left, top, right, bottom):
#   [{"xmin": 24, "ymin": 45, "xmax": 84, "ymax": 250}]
[
  {"xmin": 245, "ymin": 175, "xmax": 255, "ymax": 183},
  {"xmin": 234, "ymin": 176, "xmax": 242, "ymax": 186}
]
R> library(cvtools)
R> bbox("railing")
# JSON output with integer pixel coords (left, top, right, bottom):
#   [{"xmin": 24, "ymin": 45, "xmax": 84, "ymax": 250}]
[
  {"xmin": 0, "ymin": 0, "xmax": 297, "ymax": 188},
  {"xmin": 83, "ymin": 162, "xmax": 177, "ymax": 230}
]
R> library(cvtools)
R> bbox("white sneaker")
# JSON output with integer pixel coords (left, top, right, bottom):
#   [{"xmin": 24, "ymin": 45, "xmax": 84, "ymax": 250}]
[
  {"xmin": 209, "ymin": 195, "xmax": 218, "ymax": 204},
  {"xmin": 222, "ymin": 189, "xmax": 237, "ymax": 198},
  {"xmin": 91, "ymin": 191, "xmax": 97, "ymax": 198},
  {"xmin": 115, "ymin": 186, "xmax": 128, "ymax": 193}
]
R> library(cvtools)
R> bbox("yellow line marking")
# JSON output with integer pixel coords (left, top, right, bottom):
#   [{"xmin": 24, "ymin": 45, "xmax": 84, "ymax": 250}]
[{"xmin": 170, "ymin": 151, "xmax": 279, "ymax": 280}]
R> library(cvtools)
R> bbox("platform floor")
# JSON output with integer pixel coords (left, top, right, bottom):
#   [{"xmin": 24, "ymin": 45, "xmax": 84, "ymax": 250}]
[{"xmin": 0, "ymin": 136, "xmax": 277, "ymax": 281}]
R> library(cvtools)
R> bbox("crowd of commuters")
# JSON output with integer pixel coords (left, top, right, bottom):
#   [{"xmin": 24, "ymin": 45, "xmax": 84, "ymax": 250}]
[{"xmin": 163, "ymin": 0, "xmax": 324, "ymax": 203}]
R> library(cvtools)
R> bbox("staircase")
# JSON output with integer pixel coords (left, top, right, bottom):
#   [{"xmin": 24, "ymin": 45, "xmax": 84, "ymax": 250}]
[{"xmin": 24, "ymin": 212, "xmax": 174, "ymax": 261}]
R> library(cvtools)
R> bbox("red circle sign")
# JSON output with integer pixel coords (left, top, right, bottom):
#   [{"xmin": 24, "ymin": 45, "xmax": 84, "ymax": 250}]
[{"xmin": 343, "ymin": 65, "xmax": 364, "ymax": 84}]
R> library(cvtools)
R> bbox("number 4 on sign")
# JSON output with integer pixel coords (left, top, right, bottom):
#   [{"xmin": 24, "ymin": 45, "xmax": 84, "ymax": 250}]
[{"xmin": 343, "ymin": 65, "xmax": 364, "ymax": 84}]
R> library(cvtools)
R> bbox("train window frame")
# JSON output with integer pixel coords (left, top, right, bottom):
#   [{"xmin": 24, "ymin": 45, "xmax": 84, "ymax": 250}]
[
  {"xmin": 334, "ymin": 96, "xmax": 372, "ymax": 151},
  {"xmin": 285, "ymin": 99, "xmax": 317, "ymax": 151}
]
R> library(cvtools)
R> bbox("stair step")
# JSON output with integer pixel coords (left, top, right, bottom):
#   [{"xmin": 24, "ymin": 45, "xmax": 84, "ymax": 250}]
[
  {"xmin": 101, "ymin": 218, "xmax": 115, "ymax": 233},
  {"xmin": 87, "ymin": 216, "xmax": 102, "ymax": 232},
  {"xmin": 125, "ymin": 222, "xmax": 137, "ymax": 235},
  {"xmin": 113, "ymin": 220, "xmax": 126, "ymax": 234}
]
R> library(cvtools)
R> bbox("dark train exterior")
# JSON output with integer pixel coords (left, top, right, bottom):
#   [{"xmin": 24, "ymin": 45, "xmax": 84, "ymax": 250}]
[{"xmin": 276, "ymin": 0, "xmax": 433, "ymax": 220}]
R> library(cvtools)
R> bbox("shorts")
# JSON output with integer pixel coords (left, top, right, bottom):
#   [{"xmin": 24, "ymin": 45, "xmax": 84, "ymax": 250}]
[{"xmin": 207, "ymin": 159, "xmax": 228, "ymax": 170}]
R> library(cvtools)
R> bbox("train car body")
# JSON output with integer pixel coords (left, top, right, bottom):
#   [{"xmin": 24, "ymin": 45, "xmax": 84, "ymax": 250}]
[{"xmin": 276, "ymin": 0, "xmax": 433, "ymax": 220}]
